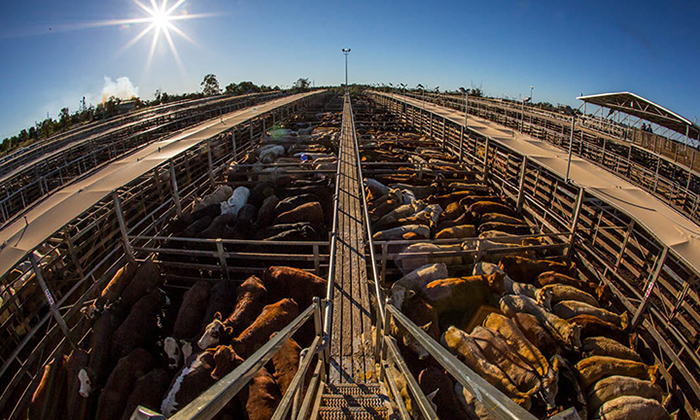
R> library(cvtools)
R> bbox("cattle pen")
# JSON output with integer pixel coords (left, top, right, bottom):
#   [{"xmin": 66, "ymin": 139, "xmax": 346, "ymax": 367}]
[{"xmin": 0, "ymin": 89, "xmax": 698, "ymax": 419}]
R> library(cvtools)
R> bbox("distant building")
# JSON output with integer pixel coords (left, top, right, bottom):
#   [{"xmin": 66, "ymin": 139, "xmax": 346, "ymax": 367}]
[{"xmin": 118, "ymin": 100, "xmax": 137, "ymax": 113}]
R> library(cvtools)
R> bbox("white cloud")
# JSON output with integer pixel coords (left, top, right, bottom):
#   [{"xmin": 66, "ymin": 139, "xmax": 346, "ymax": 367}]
[{"xmin": 101, "ymin": 76, "xmax": 140, "ymax": 103}]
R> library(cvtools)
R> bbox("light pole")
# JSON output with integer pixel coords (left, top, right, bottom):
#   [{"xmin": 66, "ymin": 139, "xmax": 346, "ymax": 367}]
[
  {"xmin": 530, "ymin": 85, "xmax": 534, "ymax": 104},
  {"xmin": 459, "ymin": 87, "xmax": 469, "ymax": 128},
  {"xmin": 342, "ymin": 48, "xmax": 351, "ymax": 91}
]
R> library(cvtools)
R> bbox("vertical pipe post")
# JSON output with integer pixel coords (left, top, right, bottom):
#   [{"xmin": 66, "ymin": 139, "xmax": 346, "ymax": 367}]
[
  {"xmin": 482, "ymin": 137, "xmax": 490, "ymax": 181},
  {"xmin": 516, "ymin": 156, "xmax": 529, "ymax": 213},
  {"xmin": 206, "ymin": 139, "xmax": 215, "ymax": 187},
  {"xmin": 231, "ymin": 129, "xmax": 238, "ymax": 161},
  {"xmin": 113, "ymin": 192, "xmax": 135, "ymax": 263},
  {"xmin": 567, "ymin": 188, "xmax": 585, "ymax": 259},
  {"xmin": 615, "ymin": 220, "xmax": 635, "ymax": 270},
  {"xmin": 630, "ymin": 247, "xmax": 669, "ymax": 329},
  {"xmin": 169, "ymin": 160, "xmax": 182, "ymax": 217},
  {"xmin": 30, "ymin": 253, "xmax": 76, "ymax": 348}
]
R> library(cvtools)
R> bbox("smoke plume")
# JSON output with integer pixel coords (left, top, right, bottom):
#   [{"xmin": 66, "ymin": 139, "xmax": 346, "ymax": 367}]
[{"xmin": 101, "ymin": 76, "xmax": 139, "ymax": 103}]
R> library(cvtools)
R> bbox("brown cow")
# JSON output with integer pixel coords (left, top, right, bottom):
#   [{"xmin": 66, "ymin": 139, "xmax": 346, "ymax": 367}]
[
  {"xmin": 567, "ymin": 314, "xmax": 632, "ymax": 345},
  {"xmin": 512, "ymin": 313, "xmax": 562, "ymax": 358},
  {"xmin": 467, "ymin": 201, "xmax": 514, "ymax": 218},
  {"xmin": 575, "ymin": 356, "xmax": 658, "ymax": 389},
  {"xmin": 28, "ymin": 355, "xmax": 66, "ymax": 420},
  {"xmin": 592, "ymin": 395, "xmax": 670, "ymax": 420},
  {"xmin": 257, "ymin": 195, "xmax": 280, "ymax": 228},
  {"xmin": 85, "ymin": 262, "xmax": 136, "ymax": 318},
  {"xmin": 198, "ymin": 276, "xmax": 267, "ymax": 350},
  {"xmin": 435, "ymin": 225, "xmax": 476, "ymax": 239},
  {"xmin": 581, "ymin": 336, "xmax": 642, "ymax": 362},
  {"xmin": 111, "ymin": 290, "xmax": 166, "ymax": 360},
  {"xmin": 587, "ymin": 375, "xmax": 663, "ymax": 414},
  {"xmin": 262, "ymin": 266, "xmax": 326, "ymax": 310},
  {"xmin": 161, "ymin": 352, "xmax": 217, "ymax": 417},
  {"xmin": 199, "ymin": 280, "xmax": 238, "ymax": 337},
  {"xmin": 270, "ymin": 334, "xmax": 307, "ymax": 396},
  {"xmin": 420, "ymin": 275, "xmax": 492, "ymax": 324},
  {"xmin": 273, "ymin": 201, "xmax": 323, "ymax": 225},
  {"xmin": 97, "ymin": 348, "xmax": 155, "ymax": 420},
  {"xmin": 418, "ymin": 366, "xmax": 471, "ymax": 420},
  {"xmin": 121, "ymin": 368, "xmax": 171, "ymax": 420},
  {"xmin": 241, "ymin": 367, "xmax": 282, "ymax": 420},
  {"xmin": 442, "ymin": 201, "xmax": 464, "ymax": 220},
  {"xmin": 498, "ymin": 255, "xmax": 573, "ymax": 284},
  {"xmin": 536, "ymin": 271, "xmax": 601, "ymax": 298},
  {"xmin": 553, "ymin": 300, "xmax": 627, "ymax": 328},
  {"xmin": 540, "ymin": 284, "xmax": 599, "ymax": 307},
  {"xmin": 81, "ymin": 308, "xmax": 121, "ymax": 397},
  {"xmin": 233, "ymin": 299, "xmax": 299, "ymax": 359},
  {"xmin": 391, "ymin": 294, "xmax": 440, "ymax": 360},
  {"xmin": 112, "ymin": 260, "xmax": 161, "ymax": 317},
  {"xmin": 165, "ymin": 280, "xmax": 211, "ymax": 369},
  {"xmin": 480, "ymin": 213, "xmax": 525, "ymax": 225},
  {"xmin": 478, "ymin": 222, "xmax": 531, "ymax": 235},
  {"xmin": 63, "ymin": 349, "xmax": 90, "ymax": 420},
  {"xmin": 274, "ymin": 193, "xmax": 321, "ymax": 215}
]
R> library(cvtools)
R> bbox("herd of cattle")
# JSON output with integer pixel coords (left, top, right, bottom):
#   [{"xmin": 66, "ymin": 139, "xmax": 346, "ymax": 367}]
[
  {"xmin": 28, "ymin": 260, "xmax": 326, "ymax": 420},
  {"xmin": 361, "ymin": 135, "xmax": 670, "ymax": 419}
]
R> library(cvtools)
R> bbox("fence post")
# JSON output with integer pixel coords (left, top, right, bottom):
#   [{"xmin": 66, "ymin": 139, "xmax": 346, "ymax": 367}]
[
  {"xmin": 482, "ymin": 137, "xmax": 490, "ymax": 182},
  {"xmin": 168, "ymin": 160, "xmax": 182, "ymax": 217},
  {"xmin": 30, "ymin": 253, "xmax": 77, "ymax": 348},
  {"xmin": 207, "ymin": 139, "xmax": 215, "ymax": 187},
  {"xmin": 567, "ymin": 188, "xmax": 585, "ymax": 259},
  {"xmin": 458, "ymin": 126, "xmax": 465, "ymax": 163},
  {"xmin": 516, "ymin": 156, "xmax": 528, "ymax": 213},
  {"xmin": 231, "ymin": 129, "xmax": 238, "ymax": 161},
  {"xmin": 113, "ymin": 192, "xmax": 136, "ymax": 263},
  {"xmin": 216, "ymin": 240, "xmax": 230, "ymax": 280},
  {"xmin": 630, "ymin": 247, "xmax": 669, "ymax": 330},
  {"xmin": 615, "ymin": 220, "xmax": 635, "ymax": 270}
]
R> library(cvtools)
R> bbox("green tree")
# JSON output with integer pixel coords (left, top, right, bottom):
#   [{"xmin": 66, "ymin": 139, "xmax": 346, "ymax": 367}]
[
  {"xmin": 201, "ymin": 74, "xmax": 221, "ymax": 96},
  {"xmin": 292, "ymin": 78, "xmax": 310, "ymax": 92}
]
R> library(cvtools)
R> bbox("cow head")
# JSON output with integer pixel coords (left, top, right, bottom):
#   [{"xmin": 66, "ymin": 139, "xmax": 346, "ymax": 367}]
[
  {"xmin": 207, "ymin": 345, "xmax": 244, "ymax": 380},
  {"xmin": 164, "ymin": 337, "xmax": 182, "ymax": 369},
  {"xmin": 540, "ymin": 355, "xmax": 560, "ymax": 411},
  {"xmin": 535, "ymin": 288, "xmax": 552, "ymax": 310},
  {"xmin": 78, "ymin": 368, "xmax": 92, "ymax": 398},
  {"xmin": 388, "ymin": 285, "xmax": 413, "ymax": 310},
  {"xmin": 402, "ymin": 321, "xmax": 433, "ymax": 360},
  {"xmin": 198, "ymin": 312, "xmax": 233, "ymax": 350}
]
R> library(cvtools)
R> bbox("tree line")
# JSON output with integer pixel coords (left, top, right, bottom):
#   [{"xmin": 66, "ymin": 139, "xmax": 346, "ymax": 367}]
[{"xmin": 0, "ymin": 75, "xmax": 314, "ymax": 157}]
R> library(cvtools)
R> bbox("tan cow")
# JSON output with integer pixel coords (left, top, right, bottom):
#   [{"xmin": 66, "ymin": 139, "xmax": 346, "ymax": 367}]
[
  {"xmin": 498, "ymin": 256, "xmax": 573, "ymax": 284},
  {"xmin": 540, "ymin": 284, "xmax": 599, "ymax": 307},
  {"xmin": 552, "ymin": 301, "xmax": 627, "ymax": 328},
  {"xmin": 575, "ymin": 356, "xmax": 658, "ymax": 389},
  {"xmin": 435, "ymin": 225, "xmax": 476, "ymax": 239},
  {"xmin": 587, "ymin": 375, "xmax": 662, "ymax": 414},
  {"xmin": 499, "ymin": 295, "xmax": 581, "ymax": 350},
  {"xmin": 581, "ymin": 337, "xmax": 642, "ymax": 362},
  {"xmin": 421, "ymin": 275, "xmax": 492, "ymax": 322},
  {"xmin": 441, "ymin": 326, "xmax": 531, "ymax": 408},
  {"xmin": 395, "ymin": 243, "xmax": 463, "ymax": 273},
  {"xmin": 373, "ymin": 224, "xmax": 431, "ymax": 240},
  {"xmin": 592, "ymin": 395, "xmax": 669, "ymax": 420},
  {"xmin": 389, "ymin": 263, "xmax": 448, "ymax": 310}
]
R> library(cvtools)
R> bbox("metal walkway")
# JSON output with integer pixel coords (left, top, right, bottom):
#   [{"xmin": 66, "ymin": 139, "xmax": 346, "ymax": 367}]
[{"xmin": 328, "ymin": 95, "xmax": 375, "ymax": 384}]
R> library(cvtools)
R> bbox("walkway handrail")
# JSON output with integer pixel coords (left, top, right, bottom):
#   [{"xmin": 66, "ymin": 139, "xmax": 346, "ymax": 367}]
[
  {"xmin": 135, "ymin": 299, "xmax": 321, "ymax": 420},
  {"xmin": 382, "ymin": 304, "xmax": 538, "ymax": 420},
  {"xmin": 346, "ymin": 95, "xmax": 386, "ymax": 325}
]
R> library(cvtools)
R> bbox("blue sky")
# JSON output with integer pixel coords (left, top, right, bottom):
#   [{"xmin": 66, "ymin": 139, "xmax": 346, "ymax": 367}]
[{"xmin": 0, "ymin": 0, "xmax": 698, "ymax": 139}]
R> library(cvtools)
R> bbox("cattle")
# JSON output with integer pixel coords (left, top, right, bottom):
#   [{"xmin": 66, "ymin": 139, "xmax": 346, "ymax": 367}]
[
  {"xmin": 499, "ymin": 295, "xmax": 581, "ymax": 350},
  {"xmin": 392, "ymin": 182, "xmax": 439, "ymax": 200},
  {"xmin": 498, "ymin": 256, "xmax": 573, "ymax": 284},
  {"xmin": 198, "ymin": 276, "xmax": 267, "ymax": 350},
  {"xmin": 552, "ymin": 301, "xmax": 627, "ymax": 328},
  {"xmin": 540, "ymin": 284, "xmax": 599, "ymax": 307},
  {"xmin": 112, "ymin": 259, "xmax": 162, "ymax": 318},
  {"xmin": 366, "ymin": 178, "xmax": 390, "ymax": 198},
  {"xmin": 199, "ymin": 279, "xmax": 238, "ymax": 340},
  {"xmin": 478, "ymin": 222, "xmax": 531, "ymax": 235},
  {"xmin": 446, "ymin": 182, "xmax": 490, "ymax": 194},
  {"xmin": 512, "ymin": 313, "xmax": 563, "ymax": 358},
  {"xmin": 111, "ymin": 290, "xmax": 167, "ymax": 360},
  {"xmin": 161, "ymin": 352, "xmax": 217, "ymax": 417},
  {"xmin": 575, "ymin": 355, "xmax": 658, "ymax": 389},
  {"xmin": 262, "ymin": 225, "xmax": 320, "ymax": 241},
  {"xmin": 417, "ymin": 366, "xmax": 471, "ymax": 420},
  {"xmin": 395, "ymin": 243, "xmax": 463, "ymax": 273},
  {"xmin": 483, "ymin": 313, "xmax": 548, "ymax": 377},
  {"xmin": 63, "ymin": 348, "xmax": 90, "ymax": 419},
  {"xmin": 389, "ymin": 263, "xmax": 448, "ymax": 310},
  {"xmin": 592, "ymin": 396, "xmax": 669, "ymax": 420},
  {"xmin": 581, "ymin": 336, "xmax": 642, "ymax": 362},
  {"xmin": 480, "ymin": 213, "xmax": 525, "ymax": 225},
  {"xmin": 429, "ymin": 191, "xmax": 473, "ymax": 209},
  {"xmin": 241, "ymin": 367, "xmax": 282, "ymax": 420},
  {"xmin": 165, "ymin": 280, "xmax": 211, "ymax": 369},
  {"xmin": 256, "ymin": 195, "xmax": 280, "ymax": 228},
  {"xmin": 390, "ymin": 295, "xmax": 439, "ymax": 360},
  {"xmin": 233, "ymin": 299, "xmax": 299, "ymax": 359},
  {"xmin": 273, "ymin": 201, "xmax": 323, "ymax": 225},
  {"xmin": 194, "ymin": 185, "xmax": 233, "ymax": 212},
  {"xmin": 261, "ymin": 266, "xmax": 326, "ymax": 310},
  {"xmin": 373, "ymin": 224, "xmax": 430, "ymax": 240},
  {"xmin": 454, "ymin": 382, "xmax": 497, "ymax": 420},
  {"xmin": 81, "ymin": 308, "xmax": 121, "ymax": 398},
  {"xmin": 235, "ymin": 204, "xmax": 259, "ymax": 237},
  {"xmin": 587, "ymin": 376, "xmax": 663, "ymax": 414},
  {"xmin": 220, "ymin": 186, "xmax": 250, "ymax": 217},
  {"xmin": 442, "ymin": 201, "xmax": 464, "ymax": 220},
  {"xmin": 255, "ymin": 222, "xmax": 319, "ymax": 240},
  {"xmin": 121, "ymin": 368, "xmax": 171, "ymax": 420},
  {"xmin": 198, "ymin": 213, "xmax": 237, "ymax": 239},
  {"xmin": 441, "ymin": 326, "xmax": 531, "ymax": 408},
  {"xmin": 435, "ymin": 211, "xmax": 474, "ymax": 232},
  {"xmin": 369, "ymin": 194, "xmax": 401, "ymax": 222},
  {"xmin": 421, "ymin": 275, "xmax": 492, "ymax": 324},
  {"xmin": 467, "ymin": 201, "xmax": 514, "ymax": 218},
  {"xmin": 435, "ymin": 225, "xmax": 476, "ymax": 239},
  {"xmin": 179, "ymin": 216, "xmax": 214, "ymax": 238},
  {"xmin": 483, "ymin": 265, "xmax": 550, "ymax": 308},
  {"xmin": 458, "ymin": 194, "xmax": 502, "ymax": 209},
  {"xmin": 85, "ymin": 262, "xmax": 136, "ymax": 318},
  {"xmin": 470, "ymin": 326, "xmax": 541, "ymax": 396},
  {"xmin": 275, "ymin": 193, "xmax": 321, "ymax": 215},
  {"xmin": 536, "ymin": 271, "xmax": 603, "ymax": 299},
  {"xmin": 270, "ymin": 334, "xmax": 305, "ymax": 395},
  {"xmin": 28, "ymin": 354, "xmax": 66, "ymax": 420},
  {"xmin": 97, "ymin": 348, "xmax": 155, "ymax": 420},
  {"xmin": 375, "ymin": 201, "xmax": 426, "ymax": 229},
  {"xmin": 567, "ymin": 314, "xmax": 632, "ymax": 345},
  {"xmin": 476, "ymin": 239, "xmax": 537, "ymax": 264}
]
